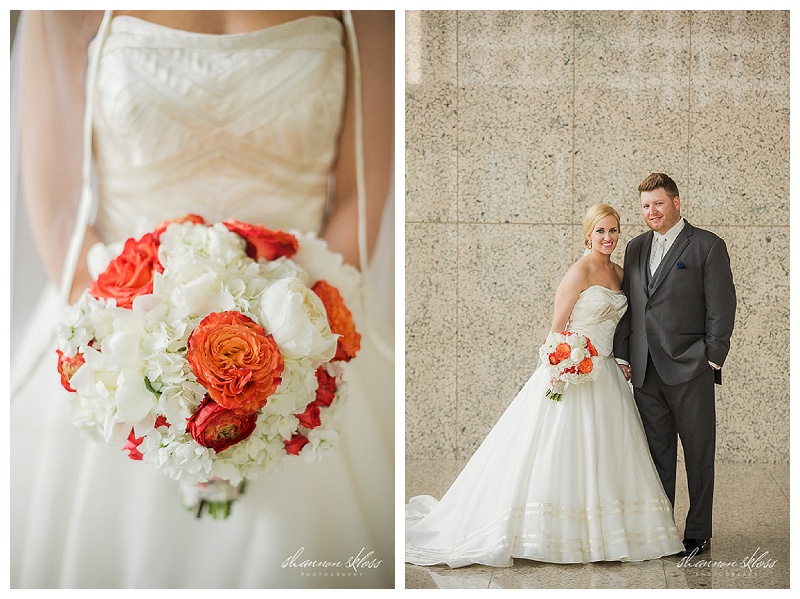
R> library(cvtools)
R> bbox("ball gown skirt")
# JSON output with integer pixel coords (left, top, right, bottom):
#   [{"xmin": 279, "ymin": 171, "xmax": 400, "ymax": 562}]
[{"xmin": 405, "ymin": 356, "xmax": 684, "ymax": 567}]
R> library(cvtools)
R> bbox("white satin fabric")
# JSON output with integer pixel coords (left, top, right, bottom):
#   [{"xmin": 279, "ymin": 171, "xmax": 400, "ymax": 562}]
[
  {"xmin": 12, "ymin": 15, "xmax": 393, "ymax": 588},
  {"xmin": 405, "ymin": 286, "xmax": 683, "ymax": 567}
]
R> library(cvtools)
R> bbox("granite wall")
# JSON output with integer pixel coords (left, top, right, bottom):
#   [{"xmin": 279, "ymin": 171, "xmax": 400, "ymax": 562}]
[{"xmin": 405, "ymin": 10, "xmax": 789, "ymax": 462}]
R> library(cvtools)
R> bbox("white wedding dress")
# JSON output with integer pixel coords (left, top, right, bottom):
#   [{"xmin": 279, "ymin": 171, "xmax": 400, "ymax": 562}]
[
  {"xmin": 11, "ymin": 15, "xmax": 393, "ymax": 588},
  {"xmin": 405, "ymin": 285, "xmax": 683, "ymax": 567}
]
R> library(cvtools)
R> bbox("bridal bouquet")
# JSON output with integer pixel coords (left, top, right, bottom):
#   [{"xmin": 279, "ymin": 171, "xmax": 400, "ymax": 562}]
[
  {"xmin": 55, "ymin": 215, "xmax": 361, "ymax": 518},
  {"xmin": 539, "ymin": 331, "xmax": 599, "ymax": 401}
]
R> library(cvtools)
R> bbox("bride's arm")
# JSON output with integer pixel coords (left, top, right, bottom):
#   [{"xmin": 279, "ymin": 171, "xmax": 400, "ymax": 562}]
[
  {"xmin": 549, "ymin": 265, "xmax": 585, "ymax": 333},
  {"xmin": 324, "ymin": 10, "xmax": 394, "ymax": 268},
  {"xmin": 19, "ymin": 11, "xmax": 104, "ymax": 302}
]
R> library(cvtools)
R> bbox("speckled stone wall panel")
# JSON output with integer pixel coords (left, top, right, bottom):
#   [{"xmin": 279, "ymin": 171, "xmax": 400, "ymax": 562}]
[
  {"xmin": 457, "ymin": 11, "xmax": 573, "ymax": 224},
  {"xmin": 405, "ymin": 223, "xmax": 459, "ymax": 458},
  {"xmin": 687, "ymin": 11, "xmax": 790, "ymax": 226},
  {"xmin": 573, "ymin": 11, "xmax": 690, "ymax": 224},
  {"xmin": 405, "ymin": 11, "xmax": 458, "ymax": 223},
  {"xmin": 715, "ymin": 226, "xmax": 789, "ymax": 461},
  {"xmin": 455, "ymin": 224, "xmax": 571, "ymax": 455},
  {"xmin": 404, "ymin": 10, "xmax": 789, "ymax": 463}
]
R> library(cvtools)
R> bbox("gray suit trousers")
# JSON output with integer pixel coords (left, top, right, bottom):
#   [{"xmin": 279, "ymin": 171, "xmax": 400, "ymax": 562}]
[{"xmin": 635, "ymin": 355, "xmax": 716, "ymax": 540}]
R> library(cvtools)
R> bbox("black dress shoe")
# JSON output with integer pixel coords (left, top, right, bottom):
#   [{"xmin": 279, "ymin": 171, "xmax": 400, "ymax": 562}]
[{"xmin": 679, "ymin": 538, "xmax": 710, "ymax": 557}]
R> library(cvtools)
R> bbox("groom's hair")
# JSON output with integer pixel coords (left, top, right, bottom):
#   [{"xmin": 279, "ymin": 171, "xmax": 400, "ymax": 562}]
[{"xmin": 638, "ymin": 173, "xmax": 680, "ymax": 199}]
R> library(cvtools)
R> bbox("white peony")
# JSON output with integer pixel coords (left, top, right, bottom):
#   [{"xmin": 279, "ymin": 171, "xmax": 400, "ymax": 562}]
[
  {"xmin": 258, "ymin": 277, "xmax": 337, "ymax": 362},
  {"xmin": 570, "ymin": 346, "xmax": 587, "ymax": 363}
]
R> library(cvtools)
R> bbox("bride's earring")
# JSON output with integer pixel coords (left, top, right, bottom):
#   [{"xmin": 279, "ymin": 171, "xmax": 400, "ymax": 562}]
[{"xmin": 587, "ymin": 240, "xmax": 592, "ymax": 248}]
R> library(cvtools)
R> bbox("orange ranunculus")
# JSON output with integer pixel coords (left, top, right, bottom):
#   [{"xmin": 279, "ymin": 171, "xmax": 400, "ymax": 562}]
[
  {"xmin": 578, "ymin": 357, "xmax": 594, "ymax": 374},
  {"xmin": 553, "ymin": 342, "xmax": 572, "ymax": 362},
  {"xmin": 587, "ymin": 339, "xmax": 598, "ymax": 357},
  {"xmin": 187, "ymin": 396, "xmax": 258, "ymax": 453},
  {"xmin": 222, "ymin": 219, "xmax": 298, "ymax": 261},
  {"xmin": 313, "ymin": 366, "xmax": 336, "ymax": 408},
  {"xmin": 284, "ymin": 433, "xmax": 309, "ymax": 456},
  {"xmin": 153, "ymin": 213, "xmax": 207, "ymax": 238},
  {"xmin": 187, "ymin": 311, "xmax": 284, "ymax": 415},
  {"xmin": 56, "ymin": 349, "xmax": 85, "ymax": 392},
  {"xmin": 311, "ymin": 280, "xmax": 361, "ymax": 362},
  {"xmin": 90, "ymin": 232, "xmax": 163, "ymax": 309}
]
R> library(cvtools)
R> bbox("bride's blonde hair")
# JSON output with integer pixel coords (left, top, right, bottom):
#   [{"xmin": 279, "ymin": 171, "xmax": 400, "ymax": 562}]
[{"xmin": 583, "ymin": 203, "xmax": 621, "ymax": 249}]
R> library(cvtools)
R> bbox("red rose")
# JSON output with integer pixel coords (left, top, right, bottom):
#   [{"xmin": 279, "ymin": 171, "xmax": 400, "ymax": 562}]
[
  {"xmin": 222, "ymin": 219, "xmax": 298, "ymax": 261},
  {"xmin": 90, "ymin": 232, "xmax": 163, "ymax": 309},
  {"xmin": 284, "ymin": 433, "xmax": 309, "ymax": 456},
  {"xmin": 311, "ymin": 280, "xmax": 361, "ymax": 362},
  {"xmin": 587, "ymin": 339, "xmax": 598, "ymax": 357},
  {"xmin": 187, "ymin": 311, "xmax": 284, "ymax": 415},
  {"xmin": 56, "ymin": 349, "xmax": 86, "ymax": 392},
  {"xmin": 548, "ymin": 353, "xmax": 559, "ymax": 365},
  {"xmin": 295, "ymin": 403, "xmax": 321, "ymax": 429},
  {"xmin": 123, "ymin": 416, "xmax": 170, "ymax": 461},
  {"xmin": 313, "ymin": 366, "xmax": 336, "ymax": 408},
  {"xmin": 154, "ymin": 213, "xmax": 207, "ymax": 238},
  {"xmin": 187, "ymin": 396, "xmax": 258, "ymax": 453}
]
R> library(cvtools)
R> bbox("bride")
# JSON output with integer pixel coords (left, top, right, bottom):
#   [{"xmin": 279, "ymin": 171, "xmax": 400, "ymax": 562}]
[
  {"xmin": 405, "ymin": 204, "xmax": 684, "ymax": 567},
  {"xmin": 11, "ymin": 10, "xmax": 394, "ymax": 588}
]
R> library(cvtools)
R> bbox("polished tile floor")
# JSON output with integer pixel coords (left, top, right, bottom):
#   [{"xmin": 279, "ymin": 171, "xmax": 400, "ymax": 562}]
[{"xmin": 405, "ymin": 460, "xmax": 789, "ymax": 589}]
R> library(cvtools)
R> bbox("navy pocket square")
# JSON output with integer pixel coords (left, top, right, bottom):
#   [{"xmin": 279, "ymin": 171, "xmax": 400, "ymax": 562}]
[{"xmin": 676, "ymin": 261, "xmax": 687, "ymax": 269}]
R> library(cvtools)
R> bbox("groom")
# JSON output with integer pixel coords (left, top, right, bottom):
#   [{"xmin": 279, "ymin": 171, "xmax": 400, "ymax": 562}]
[{"xmin": 613, "ymin": 173, "xmax": 736, "ymax": 557}]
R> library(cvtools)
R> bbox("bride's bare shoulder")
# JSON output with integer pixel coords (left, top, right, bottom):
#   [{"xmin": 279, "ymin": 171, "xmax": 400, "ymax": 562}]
[
  {"xmin": 560, "ymin": 257, "xmax": 590, "ymax": 289},
  {"xmin": 613, "ymin": 262, "xmax": 624, "ymax": 284}
]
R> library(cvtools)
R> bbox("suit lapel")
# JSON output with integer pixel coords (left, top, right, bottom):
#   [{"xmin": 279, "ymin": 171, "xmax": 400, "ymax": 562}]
[
  {"xmin": 649, "ymin": 221, "xmax": 693, "ymax": 295},
  {"xmin": 638, "ymin": 231, "xmax": 653, "ymax": 297}
]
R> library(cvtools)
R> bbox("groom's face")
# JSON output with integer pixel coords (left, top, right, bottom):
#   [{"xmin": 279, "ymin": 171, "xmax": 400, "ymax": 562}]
[{"xmin": 640, "ymin": 188, "xmax": 681, "ymax": 234}]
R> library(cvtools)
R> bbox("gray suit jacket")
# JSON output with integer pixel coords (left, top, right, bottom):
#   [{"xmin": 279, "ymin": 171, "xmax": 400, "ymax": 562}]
[{"xmin": 613, "ymin": 221, "xmax": 736, "ymax": 388}]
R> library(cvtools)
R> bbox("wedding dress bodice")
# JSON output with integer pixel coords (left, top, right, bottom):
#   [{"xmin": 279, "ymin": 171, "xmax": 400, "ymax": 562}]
[
  {"xmin": 91, "ymin": 16, "xmax": 345, "ymax": 242},
  {"xmin": 566, "ymin": 285, "xmax": 627, "ymax": 357}
]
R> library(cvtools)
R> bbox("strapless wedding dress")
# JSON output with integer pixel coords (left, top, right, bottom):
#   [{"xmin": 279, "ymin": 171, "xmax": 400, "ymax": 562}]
[
  {"xmin": 405, "ymin": 285, "xmax": 683, "ymax": 566},
  {"xmin": 11, "ymin": 15, "xmax": 392, "ymax": 588}
]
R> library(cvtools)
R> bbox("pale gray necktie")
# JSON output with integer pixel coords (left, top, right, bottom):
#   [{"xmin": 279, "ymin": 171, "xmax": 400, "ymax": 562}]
[{"xmin": 650, "ymin": 237, "xmax": 666, "ymax": 275}]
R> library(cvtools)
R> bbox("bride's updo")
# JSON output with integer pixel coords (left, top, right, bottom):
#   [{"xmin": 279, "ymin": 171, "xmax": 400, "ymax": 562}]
[{"xmin": 583, "ymin": 203, "xmax": 621, "ymax": 249}]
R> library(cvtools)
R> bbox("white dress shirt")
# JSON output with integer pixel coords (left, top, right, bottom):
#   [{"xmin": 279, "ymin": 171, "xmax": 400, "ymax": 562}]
[{"xmin": 649, "ymin": 217, "xmax": 685, "ymax": 275}]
